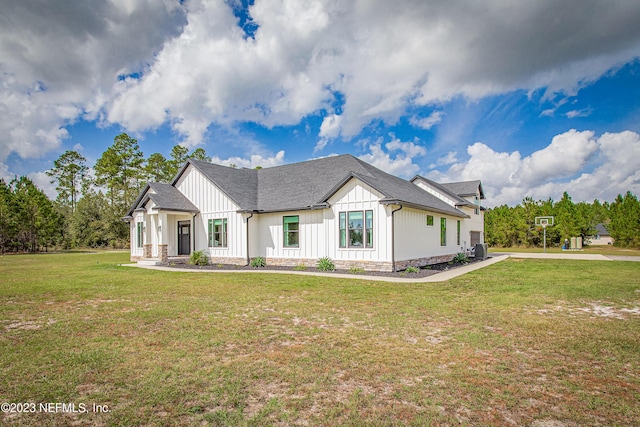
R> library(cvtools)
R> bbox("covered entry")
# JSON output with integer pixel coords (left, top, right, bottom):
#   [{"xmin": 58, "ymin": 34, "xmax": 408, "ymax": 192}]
[
  {"xmin": 178, "ymin": 220, "xmax": 191, "ymax": 255},
  {"xmin": 125, "ymin": 182, "xmax": 199, "ymax": 262}
]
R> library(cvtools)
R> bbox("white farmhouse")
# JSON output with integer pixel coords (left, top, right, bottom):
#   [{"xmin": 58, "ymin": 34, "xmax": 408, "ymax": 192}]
[{"xmin": 124, "ymin": 154, "xmax": 485, "ymax": 271}]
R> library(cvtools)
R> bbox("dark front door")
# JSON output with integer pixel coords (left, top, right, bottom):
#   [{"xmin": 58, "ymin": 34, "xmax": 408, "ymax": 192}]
[{"xmin": 178, "ymin": 221, "xmax": 191, "ymax": 255}]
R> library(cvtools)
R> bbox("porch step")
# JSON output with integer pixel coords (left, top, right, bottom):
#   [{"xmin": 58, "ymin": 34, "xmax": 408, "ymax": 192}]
[{"xmin": 138, "ymin": 259, "xmax": 163, "ymax": 266}]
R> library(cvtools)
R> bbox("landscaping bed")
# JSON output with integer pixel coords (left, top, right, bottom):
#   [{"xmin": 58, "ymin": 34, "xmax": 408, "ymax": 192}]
[{"xmin": 165, "ymin": 256, "xmax": 487, "ymax": 278}]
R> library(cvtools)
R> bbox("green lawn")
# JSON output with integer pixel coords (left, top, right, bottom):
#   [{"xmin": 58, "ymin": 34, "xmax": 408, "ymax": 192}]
[
  {"xmin": 1, "ymin": 252, "xmax": 639, "ymax": 426},
  {"xmin": 489, "ymin": 245, "xmax": 640, "ymax": 256}
]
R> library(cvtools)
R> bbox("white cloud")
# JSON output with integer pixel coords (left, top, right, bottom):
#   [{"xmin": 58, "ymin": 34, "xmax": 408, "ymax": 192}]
[
  {"xmin": 315, "ymin": 113, "xmax": 342, "ymax": 152},
  {"xmin": 2, "ymin": 0, "xmax": 640, "ymax": 175},
  {"xmin": 517, "ymin": 129, "xmax": 599, "ymax": 186},
  {"xmin": 105, "ymin": 0, "xmax": 640, "ymax": 144},
  {"xmin": 0, "ymin": 0, "xmax": 186, "ymax": 161},
  {"xmin": 210, "ymin": 150, "xmax": 285, "ymax": 169},
  {"xmin": 359, "ymin": 136, "xmax": 426, "ymax": 178},
  {"xmin": 28, "ymin": 171, "xmax": 57, "ymax": 199},
  {"xmin": 566, "ymin": 108, "xmax": 593, "ymax": 118},
  {"xmin": 410, "ymin": 111, "xmax": 443, "ymax": 130},
  {"xmin": 429, "ymin": 151, "xmax": 458, "ymax": 169},
  {"xmin": 430, "ymin": 130, "xmax": 640, "ymax": 206},
  {"xmin": 385, "ymin": 137, "xmax": 427, "ymax": 157}
]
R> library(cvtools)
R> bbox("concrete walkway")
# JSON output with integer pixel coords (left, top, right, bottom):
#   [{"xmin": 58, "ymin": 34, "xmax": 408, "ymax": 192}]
[
  {"xmin": 492, "ymin": 252, "xmax": 640, "ymax": 262},
  {"xmin": 491, "ymin": 252, "xmax": 612, "ymax": 261},
  {"xmin": 124, "ymin": 251, "xmax": 639, "ymax": 283}
]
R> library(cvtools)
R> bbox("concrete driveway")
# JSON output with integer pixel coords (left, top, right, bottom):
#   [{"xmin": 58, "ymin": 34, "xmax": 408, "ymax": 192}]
[{"xmin": 491, "ymin": 252, "xmax": 640, "ymax": 262}]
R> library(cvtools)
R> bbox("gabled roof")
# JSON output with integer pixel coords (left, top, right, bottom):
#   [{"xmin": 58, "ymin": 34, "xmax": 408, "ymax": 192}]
[
  {"xmin": 259, "ymin": 155, "xmax": 467, "ymax": 216},
  {"xmin": 440, "ymin": 180, "xmax": 485, "ymax": 199},
  {"xmin": 178, "ymin": 159, "xmax": 258, "ymax": 210},
  {"xmin": 129, "ymin": 154, "xmax": 472, "ymax": 219},
  {"xmin": 595, "ymin": 223, "xmax": 610, "ymax": 236},
  {"xmin": 410, "ymin": 175, "xmax": 474, "ymax": 207},
  {"xmin": 126, "ymin": 182, "xmax": 199, "ymax": 217}
]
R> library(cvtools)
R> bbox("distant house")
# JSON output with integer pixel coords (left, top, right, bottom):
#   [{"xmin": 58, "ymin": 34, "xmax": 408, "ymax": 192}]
[
  {"xmin": 590, "ymin": 223, "xmax": 614, "ymax": 245},
  {"xmin": 124, "ymin": 154, "xmax": 485, "ymax": 271}
]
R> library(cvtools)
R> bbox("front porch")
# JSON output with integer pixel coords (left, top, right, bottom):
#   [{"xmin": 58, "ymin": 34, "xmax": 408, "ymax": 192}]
[
  {"xmin": 126, "ymin": 181, "xmax": 201, "ymax": 264},
  {"xmin": 137, "ymin": 255, "xmax": 190, "ymax": 266},
  {"xmin": 131, "ymin": 210, "xmax": 197, "ymax": 263}
]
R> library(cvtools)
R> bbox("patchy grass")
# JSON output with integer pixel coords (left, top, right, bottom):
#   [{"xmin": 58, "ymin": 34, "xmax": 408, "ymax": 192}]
[{"xmin": 1, "ymin": 252, "xmax": 639, "ymax": 426}]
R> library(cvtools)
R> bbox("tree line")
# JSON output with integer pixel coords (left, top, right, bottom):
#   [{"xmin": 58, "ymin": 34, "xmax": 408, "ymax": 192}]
[
  {"xmin": 2, "ymin": 132, "xmax": 639, "ymax": 252},
  {"xmin": 485, "ymin": 191, "xmax": 640, "ymax": 248},
  {"xmin": 0, "ymin": 133, "xmax": 211, "ymax": 253}
]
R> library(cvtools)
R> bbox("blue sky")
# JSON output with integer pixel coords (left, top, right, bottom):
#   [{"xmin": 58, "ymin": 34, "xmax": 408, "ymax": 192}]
[{"xmin": 2, "ymin": 0, "xmax": 640, "ymax": 206}]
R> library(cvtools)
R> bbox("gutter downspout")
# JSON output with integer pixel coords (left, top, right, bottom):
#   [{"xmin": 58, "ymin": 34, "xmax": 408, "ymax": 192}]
[
  {"xmin": 246, "ymin": 212, "xmax": 254, "ymax": 266},
  {"xmin": 192, "ymin": 213, "xmax": 197, "ymax": 254},
  {"xmin": 391, "ymin": 205, "xmax": 403, "ymax": 272}
]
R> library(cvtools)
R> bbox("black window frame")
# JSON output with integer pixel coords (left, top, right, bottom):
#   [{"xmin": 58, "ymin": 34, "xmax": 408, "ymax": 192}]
[
  {"xmin": 339, "ymin": 210, "xmax": 373, "ymax": 248},
  {"xmin": 136, "ymin": 222, "xmax": 144, "ymax": 248}
]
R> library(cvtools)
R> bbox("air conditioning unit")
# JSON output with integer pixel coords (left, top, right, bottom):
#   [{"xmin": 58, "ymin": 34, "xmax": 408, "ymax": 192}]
[{"xmin": 474, "ymin": 243, "xmax": 488, "ymax": 260}]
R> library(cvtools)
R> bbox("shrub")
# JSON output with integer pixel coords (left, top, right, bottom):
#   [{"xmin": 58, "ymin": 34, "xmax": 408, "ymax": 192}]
[
  {"xmin": 293, "ymin": 263, "xmax": 307, "ymax": 271},
  {"xmin": 452, "ymin": 252, "xmax": 469, "ymax": 264},
  {"xmin": 189, "ymin": 250, "xmax": 209, "ymax": 266},
  {"xmin": 405, "ymin": 266, "xmax": 420, "ymax": 273},
  {"xmin": 251, "ymin": 256, "xmax": 266, "ymax": 268},
  {"xmin": 317, "ymin": 256, "xmax": 335, "ymax": 272},
  {"xmin": 349, "ymin": 265, "xmax": 365, "ymax": 274}
]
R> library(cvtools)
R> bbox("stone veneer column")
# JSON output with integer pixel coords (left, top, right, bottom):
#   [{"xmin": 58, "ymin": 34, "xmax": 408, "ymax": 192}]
[
  {"xmin": 143, "ymin": 244, "xmax": 152, "ymax": 259},
  {"xmin": 159, "ymin": 244, "xmax": 168, "ymax": 262}
]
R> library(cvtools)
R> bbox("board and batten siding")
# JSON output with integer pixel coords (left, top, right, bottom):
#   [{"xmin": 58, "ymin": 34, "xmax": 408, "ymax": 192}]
[
  {"xmin": 393, "ymin": 207, "xmax": 464, "ymax": 261},
  {"xmin": 130, "ymin": 210, "xmax": 145, "ymax": 259},
  {"xmin": 251, "ymin": 210, "xmax": 325, "ymax": 260},
  {"xmin": 327, "ymin": 178, "xmax": 391, "ymax": 263},
  {"xmin": 251, "ymin": 178, "xmax": 391, "ymax": 264},
  {"xmin": 413, "ymin": 179, "xmax": 458, "ymax": 207},
  {"xmin": 458, "ymin": 203, "xmax": 484, "ymax": 247},
  {"xmin": 174, "ymin": 164, "xmax": 246, "ymax": 259}
]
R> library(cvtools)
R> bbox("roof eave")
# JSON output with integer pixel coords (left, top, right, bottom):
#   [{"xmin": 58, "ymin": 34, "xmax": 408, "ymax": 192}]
[
  {"xmin": 151, "ymin": 206, "xmax": 200, "ymax": 214},
  {"xmin": 250, "ymin": 203, "xmax": 330, "ymax": 214},
  {"xmin": 126, "ymin": 183, "xmax": 152, "ymax": 217},
  {"xmin": 380, "ymin": 199, "xmax": 470, "ymax": 218}
]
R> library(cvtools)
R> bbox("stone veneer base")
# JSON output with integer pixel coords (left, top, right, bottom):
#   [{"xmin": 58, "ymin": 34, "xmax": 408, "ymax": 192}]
[
  {"xmin": 394, "ymin": 254, "xmax": 456, "ymax": 271},
  {"xmin": 140, "ymin": 254, "xmax": 459, "ymax": 273}
]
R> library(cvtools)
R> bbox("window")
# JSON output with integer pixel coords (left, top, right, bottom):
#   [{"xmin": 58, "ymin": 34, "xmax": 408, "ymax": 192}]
[
  {"xmin": 457, "ymin": 220, "xmax": 461, "ymax": 246},
  {"xmin": 365, "ymin": 210, "xmax": 373, "ymax": 248},
  {"xmin": 283, "ymin": 215, "xmax": 299, "ymax": 247},
  {"xmin": 426, "ymin": 215, "xmax": 434, "ymax": 226},
  {"xmin": 208, "ymin": 218, "xmax": 227, "ymax": 247},
  {"xmin": 348, "ymin": 211, "xmax": 363, "ymax": 247},
  {"xmin": 440, "ymin": 217, "xmax": 447, "ymax": 246},
  {"xmin": 475, "ymin": 195, "xmax": 480, "ymax": 215},
  {"xmin": 340, "ymin": 210, "xmax": 373, "ymax": 248},
  {"xmin": 136, "ymin": 222, "xmax": 143, "ymax": 248}
]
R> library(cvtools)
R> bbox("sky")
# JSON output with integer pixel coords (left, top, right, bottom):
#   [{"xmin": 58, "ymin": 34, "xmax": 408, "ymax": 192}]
[{"xmin": 1, "ymin": 0, "xmax": 640, "ymax": 208}]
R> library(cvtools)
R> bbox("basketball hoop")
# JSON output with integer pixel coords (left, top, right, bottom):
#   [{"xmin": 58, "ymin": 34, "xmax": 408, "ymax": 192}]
[{"xmin": 534, "ymin": 216, "xmax": 554, "ymax": 252}]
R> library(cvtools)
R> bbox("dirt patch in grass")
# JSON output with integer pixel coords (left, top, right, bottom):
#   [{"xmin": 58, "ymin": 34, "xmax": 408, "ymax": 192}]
[{"xmin": 534, "ymin": 301, "xmax": 640, "ymax": 320}]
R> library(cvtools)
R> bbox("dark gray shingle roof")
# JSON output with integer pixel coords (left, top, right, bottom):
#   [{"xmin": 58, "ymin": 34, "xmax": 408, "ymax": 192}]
[
  {"xmin": 129, "ymin": 154, "xmax": 471, "ymax": 218},
  {"xmin": 188, "ymin": 155, "xmax": 467, "ymax": 217},
  {"xmin": 146, "ymin": 182, "xmax": 199, "ymax": 212},
  {"xmin": 184, "ymin": 160, "xmax": 258, "ymax": 210},
  {"xmin": 125, "ymin": 182, "xmax": 200, "ymax": 217},
  {"xmin": 440, "ymin": 180, "xmax": 485, "ymax": 199},
  {"xmin": 595, "ymin": 223, "xmax": 610, "ymax": 236}
]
